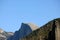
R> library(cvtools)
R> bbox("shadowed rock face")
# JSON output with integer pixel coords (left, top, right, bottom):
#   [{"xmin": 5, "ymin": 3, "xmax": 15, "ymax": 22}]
[
  {"xmin": 8, "ymin": 23, "xmax": 38, "ymax": 40},
  {"xmin": 20, "ymin": 18, "xmax": 60, "ymax": 40},
  {"xmin": 48, "ymin": 20, "xmax": 56, "ymax": 40}
]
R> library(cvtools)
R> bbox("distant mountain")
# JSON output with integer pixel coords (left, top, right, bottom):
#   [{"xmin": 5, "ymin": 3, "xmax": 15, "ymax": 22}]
[
  {"xmin": 8, "ymin": 23, "xmax": 38, "ymax": 40},
  {"xmin": 0, "ymin": 28, "xmax": 14, "ymax": 40},
  {"xmin": 0, "ymin": 18, "xmax": 60, "ymax": 40},
  {"xmin": 20, "ymin": 18, "xmax": 60, "ymax": 40}
]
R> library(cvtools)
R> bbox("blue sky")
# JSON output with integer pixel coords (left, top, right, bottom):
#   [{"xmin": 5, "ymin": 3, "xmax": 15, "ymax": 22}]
[{"xmin": 0, "ymin": 0, "xmax": 60, "ymax": 32}]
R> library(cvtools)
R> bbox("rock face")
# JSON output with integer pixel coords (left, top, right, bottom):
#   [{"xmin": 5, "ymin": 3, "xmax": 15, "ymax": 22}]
[
  {"xmin": 0, "ymin": 29, "xmax": 14, "ymax": 40},
  {"xmin": 27, "ymin": 23, "xmax": 39, "ymax": 31},
  {"xmin": 20, "ymin": 18, "xmax": 60, "ymax": 40},
  {"xmin": 55, "ymin": 20, "xmax": 60, "ymax": 40},
  {"xmin": 8, "ymin": 23, "xmax": 38, "ymax": 40}
]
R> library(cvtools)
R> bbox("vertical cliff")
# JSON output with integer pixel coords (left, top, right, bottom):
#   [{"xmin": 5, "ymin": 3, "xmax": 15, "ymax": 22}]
[{"xmin": 55, "ymin": 19, "xmax": 60, "ymax": 40}]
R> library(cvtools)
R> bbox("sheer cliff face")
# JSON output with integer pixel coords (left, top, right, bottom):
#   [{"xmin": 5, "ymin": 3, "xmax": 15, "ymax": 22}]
[
  {"xmin": 21, "ymin": 18, "xmax": 60, "ymax": 40},
  {"xmin": 55, "ymin": 20, "xmax": 60, "ymax": 40},
  {"xmin": 27, "ymin": 23, "xmax": 39, "ymax": 31},
  {"xmin": 8, "ymin": 23, "xmax": 38, "ymax": 40}
]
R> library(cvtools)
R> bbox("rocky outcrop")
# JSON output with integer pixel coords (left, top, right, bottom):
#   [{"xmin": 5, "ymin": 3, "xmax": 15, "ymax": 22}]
[
  {"xmin": 8, "ymin": 23, "xmax": 38, "ymax": 40},
  {"xmin": 20, "ymin": 18, "xmax": 60, "ymax": 40}
]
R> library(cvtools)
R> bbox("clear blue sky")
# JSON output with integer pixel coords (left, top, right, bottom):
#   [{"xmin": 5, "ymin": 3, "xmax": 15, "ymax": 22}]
[{"xmin": 0, "ymin": 0, "xmax": 60, "ymax": 32}]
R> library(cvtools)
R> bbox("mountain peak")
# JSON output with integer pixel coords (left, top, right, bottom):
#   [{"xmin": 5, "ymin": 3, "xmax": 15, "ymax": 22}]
[{"xmin": 21, "ymin": 23, "xmax": 39, "ymax": 31}]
